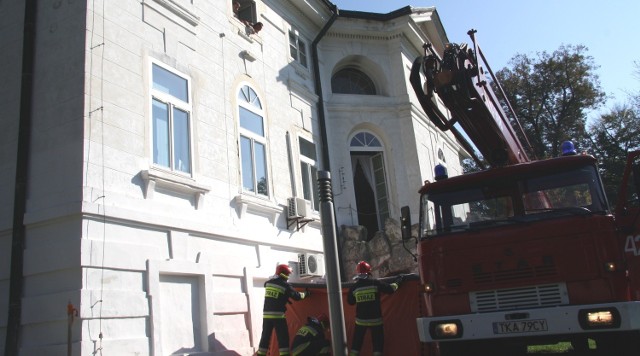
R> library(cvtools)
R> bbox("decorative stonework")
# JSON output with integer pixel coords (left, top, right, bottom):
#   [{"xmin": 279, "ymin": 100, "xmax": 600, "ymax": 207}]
[
  {"xmin": 141, "ymin": 169, "xmax": 210, "ymax": 210},
  {"xmin": 147, "ymin": 0, "xmax": 200, "ymax": 27},
  {"xmin": 340, "ymin": 218, "xmax": 418, "ymax": 280}
]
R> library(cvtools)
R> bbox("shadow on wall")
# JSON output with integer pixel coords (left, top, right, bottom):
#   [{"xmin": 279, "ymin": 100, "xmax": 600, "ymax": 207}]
[
  {"xmin": 207, "ymin": 338, "xmax": 243, "ymax": 356},
  {"xmin": 166, "ymin": 335, "xmax": 244, "ymax": 355}
]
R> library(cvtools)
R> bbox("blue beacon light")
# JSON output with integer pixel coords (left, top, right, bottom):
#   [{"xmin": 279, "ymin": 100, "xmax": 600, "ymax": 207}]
[
  {"xmin": 434, "ymin": 164, "xmax": 448, "ymax": 181},
  {"xmin": 561, "ymin": 141, "xmax": 577, "ymax": 156}
]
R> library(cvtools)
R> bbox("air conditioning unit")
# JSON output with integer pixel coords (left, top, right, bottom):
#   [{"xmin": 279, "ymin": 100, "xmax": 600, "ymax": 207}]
[
  {"xmin": 288, "ymin": 197, "xmax": 309, "ymax": 218},
  {"xmin": 298, "ymin": 253, "xmax": 325, "ymax": 277}
]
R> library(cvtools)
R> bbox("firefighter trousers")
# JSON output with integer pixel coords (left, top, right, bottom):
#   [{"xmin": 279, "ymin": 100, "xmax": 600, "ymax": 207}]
[{"xmin": 350, "ymin": 323, "xmax": 384, "ymax": 355}]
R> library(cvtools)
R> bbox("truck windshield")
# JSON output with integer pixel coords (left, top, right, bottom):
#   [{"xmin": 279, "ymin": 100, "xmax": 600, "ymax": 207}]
[{"xmin": 420, "ymin": 165, "xmax": 608, "ymax": 237}]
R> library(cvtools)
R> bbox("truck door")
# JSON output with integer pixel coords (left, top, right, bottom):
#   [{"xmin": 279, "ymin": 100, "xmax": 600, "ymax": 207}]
[{"xmin": 617, "ymin": 151, "xmax": 640, "ymax": 299}]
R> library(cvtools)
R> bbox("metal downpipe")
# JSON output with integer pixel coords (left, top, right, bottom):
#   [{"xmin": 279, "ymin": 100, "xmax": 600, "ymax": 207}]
[
  {"xmin": 312, "ymin": 4, "xmax": 338, "ymax": 171},
  {"xmin": 6, "ymin": 0, "xmax": 38, "ymax": 355}
]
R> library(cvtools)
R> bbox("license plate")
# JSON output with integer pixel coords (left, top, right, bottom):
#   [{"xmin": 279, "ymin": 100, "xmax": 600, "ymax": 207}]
[{"xmin": 493, "ymin": 319, "xmax": 548, "ymax": 334}]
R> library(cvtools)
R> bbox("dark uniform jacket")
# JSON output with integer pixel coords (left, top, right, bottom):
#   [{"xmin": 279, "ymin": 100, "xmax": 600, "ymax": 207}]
[
  {"xmin": 263, "ymin": 275, "xmax": 304, "ymax": 318},
  {"xmin": 291, "ymin": 318, "xmax": 330, "ymax": 356},
  {"xmin": 347, "ymin": 275, "xmax": 398, "ymax": 326}
]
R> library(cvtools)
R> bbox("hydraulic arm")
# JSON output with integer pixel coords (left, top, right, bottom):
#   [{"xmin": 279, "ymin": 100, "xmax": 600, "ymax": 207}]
[{"xmin": 410, "ymin": 30, "xmax": 532, "ymax": 168}]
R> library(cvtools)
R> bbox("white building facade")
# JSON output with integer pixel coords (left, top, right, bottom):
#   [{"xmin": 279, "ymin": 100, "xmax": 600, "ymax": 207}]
[{"xmin": 0, "ymin": 1, "xmax": 464, "ymax": 355}]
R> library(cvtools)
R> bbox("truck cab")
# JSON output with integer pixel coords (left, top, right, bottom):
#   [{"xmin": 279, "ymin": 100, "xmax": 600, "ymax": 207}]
[{"xmin": 404, "ymin": 153, "xmax": 640, "ymax": 355}]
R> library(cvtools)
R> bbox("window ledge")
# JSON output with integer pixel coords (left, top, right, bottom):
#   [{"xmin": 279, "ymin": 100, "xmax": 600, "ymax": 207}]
[
  {"xmin": 233, "ymin": 194, "xmax": 282, "ymax": 225},
  {"xmin": 141, "ymin": 168, "xmax": 210, "ymax": 209},
  {"xmin": 149, "ymin": 0, "xmax": 200, "ymax": 27},
  {"xmin": 231, "ymin": 18, "xmax": 263, "ymax": 44},
  {"xmin": 291, "ymin": 61, "xmax": 310, "ymax": 80},
  {"xmin": 287, "ymin": 79, "xmax": 318, "ymax": 103},
  {"xmin": 237, "ymin": 27, "xmax": 262, "ymax": 44}
]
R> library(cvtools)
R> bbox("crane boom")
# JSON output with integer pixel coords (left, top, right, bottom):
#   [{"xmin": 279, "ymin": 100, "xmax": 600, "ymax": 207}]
[
  {"xmin": 410, "ymin": 30, "xmax": 532, "ymax": 168},
  {"xmin": 403, "ymin": 28, "xmax": 640, "ymax": 356}
]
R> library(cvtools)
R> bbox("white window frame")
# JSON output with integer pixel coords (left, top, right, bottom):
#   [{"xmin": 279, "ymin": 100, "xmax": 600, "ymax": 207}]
[
  {"xmin": 289, "ymin": 29, "xmax": 308, "ymax": 68},
  {"xmin": 238, "ymin": 84, "xmax": 269, "ymax": 197},
  {"xmin": 349, "ymin": 131, "xmax": 390, "ymax": 231},
  {"xmin": 150, "ymin": 60, "xmax": 193, "ymax": 175},
  {"xmin": 299, "ymin": 136, "xmax": 319, "ymax": 211}
]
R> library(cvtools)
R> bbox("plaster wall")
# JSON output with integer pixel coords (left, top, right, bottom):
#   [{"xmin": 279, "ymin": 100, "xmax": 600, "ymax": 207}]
[{"xmin": 0, "ymin": 1, "xmax": 463, "ymax": 355}]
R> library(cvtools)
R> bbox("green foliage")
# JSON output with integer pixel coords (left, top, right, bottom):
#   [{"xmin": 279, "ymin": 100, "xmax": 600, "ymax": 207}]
[
  {"xmin": 588, "ymin": 105, "xmax": 640, "ymax": 207},
  {"xmin": 492, "ymin": 46, "xmax": 640, "ymax": 208},
  {"xmin": 461, "ymin": 157, "xmax": 483, "ymax": 174},
  {"xmin": 495, "ymin": 45, "xmax": 606, "ymax": 159}
]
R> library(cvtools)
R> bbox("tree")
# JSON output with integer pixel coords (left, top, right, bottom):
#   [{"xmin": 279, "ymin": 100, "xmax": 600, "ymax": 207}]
[
  {"xmin": 586, "ymin": 59, "xmax": 640, "ymax": 207},
  {"xmin": 495, "ymin": 45, "xmax": 606, "ymax": 159},
  {"xmin": 589, "ymin": 105, "xmax": 640, "ymax": 207}
]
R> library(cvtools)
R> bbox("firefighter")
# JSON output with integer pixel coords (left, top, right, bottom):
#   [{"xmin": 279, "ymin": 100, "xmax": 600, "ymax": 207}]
[
  {"xmin": 256, "ymin": 264, "xmax": 309, "ymax": 356},
  {"xmin": 291, "ymin": 313, "xmax": 331, "ymax": 356},
  {"xmin": 347, "ymin": 261, "xmax": 402, "ymax": 356}
]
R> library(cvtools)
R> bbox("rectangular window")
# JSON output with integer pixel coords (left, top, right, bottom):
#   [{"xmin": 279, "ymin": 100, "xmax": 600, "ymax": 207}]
[
  {"xmin": 152, "ymin": 100, "xmax": 170, "ymax": 167},
  {"xmin": 239, "ymin": 107, "xmax": 264, "ymax": 136},
  {"xmin": 233, "ymin": 0, "xmax": 257, "ymax": 24},
  {"xmin": 289, "ymin": 30, "xmax": 308, "ymax": 68},
  {"xmin": 151, "ymin": 63, "xmax": 192, "ymax": 174},
  {"xmin": 240, "ymin": 135, "xmax": 268, "ymax": 196},
  {"xmin": 299, "ymin": 137, "xmax": 319, "ymax": 211},
  {"xmin": 240, "ymin": 136, "xmax": 255, "ymax": 192},
  {"xmin": 238, "ymin": 84, "xmax": 268, "ymax": 197}
]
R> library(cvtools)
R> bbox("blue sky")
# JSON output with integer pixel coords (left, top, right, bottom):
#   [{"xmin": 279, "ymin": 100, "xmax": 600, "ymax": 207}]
[{"xmin": 331, "ymin": 0, "xmax": 639, "ymax": 117}]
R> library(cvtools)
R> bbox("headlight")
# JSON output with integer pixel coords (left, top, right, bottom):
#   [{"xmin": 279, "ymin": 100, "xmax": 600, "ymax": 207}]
[
  {"xmin": 429, "ymin": 320, "xmax": 462, "ymax": 339},
  {"xmin": 587, "ymin": 312, "xmax": 613, "ymax": 325},
  {"xmin": 604, "ymin": 262, "xmax": 616, "ymax": 272},
  {"xmin": 424, "ymin": 282, "xmax": 435, "ymax": 293},
  {"xmin": 578, "ymin": 308, "xmax": 620, "ymax": 329}
]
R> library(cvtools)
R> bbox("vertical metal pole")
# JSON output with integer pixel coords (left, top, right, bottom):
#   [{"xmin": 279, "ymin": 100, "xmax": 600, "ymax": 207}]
[
  {"xmin": 7, "ymin": 1, "xmax": 38, "ymax": 355},
  {"xmin": 317, "ymin": 171, "xmax": 348, "ymax": 356}
]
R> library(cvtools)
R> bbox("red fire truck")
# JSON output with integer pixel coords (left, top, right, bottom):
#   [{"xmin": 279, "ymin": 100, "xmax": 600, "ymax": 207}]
[{"xmin": 401, "ymin": 30, "xmax": 640, "ymax": 355}]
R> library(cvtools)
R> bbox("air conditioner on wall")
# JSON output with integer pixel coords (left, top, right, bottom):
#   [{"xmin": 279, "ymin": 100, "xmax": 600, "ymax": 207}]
[
  {"xmin": 287, "ymin": 197, "xmax": 309, "ymax": 218},
  {"xmin": 298, "ymin": 253, "xmax": 325, "ymax": 277}
]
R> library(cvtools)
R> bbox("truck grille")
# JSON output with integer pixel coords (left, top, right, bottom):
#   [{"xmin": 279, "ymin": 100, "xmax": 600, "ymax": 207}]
[
  {"xmin": 473, "ymin": 264, "xmax": 557, "ymax": 284},
  {"xmin": 469, "ymin": 283, "xmax": 568, "ymax": 313}
]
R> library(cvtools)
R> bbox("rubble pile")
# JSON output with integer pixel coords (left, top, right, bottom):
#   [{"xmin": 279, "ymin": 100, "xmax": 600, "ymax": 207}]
[{"xmin": 340, "ymin": 218, "xmax": 418, "ymax": 280}]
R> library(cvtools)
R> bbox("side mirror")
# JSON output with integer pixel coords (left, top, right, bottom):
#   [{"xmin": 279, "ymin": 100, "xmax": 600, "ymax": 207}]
[{"xmin": 401, "ymin": 206, "xmax": 412, "ymax": 241}]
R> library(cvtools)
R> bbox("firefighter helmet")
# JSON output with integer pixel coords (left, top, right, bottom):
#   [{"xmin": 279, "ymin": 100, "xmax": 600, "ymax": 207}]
[
  {"xmin": 276, "ymin": 264, "xmax": 292, "ymax": 278},
  {"xmin": 356, "ymin": 261, "xmax": 371, "ymax": 274}
]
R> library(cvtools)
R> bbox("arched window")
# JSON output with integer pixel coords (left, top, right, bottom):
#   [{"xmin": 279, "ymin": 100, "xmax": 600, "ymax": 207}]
[
  {"xmin": 438, "ymin": 148, "xmax": 446, "ymax": 163},
  {"xmin": 331, "ymin": 68, "xmax": 376, "ymax": 95},
  {"xmin": 350, "ymin": 132, "xmax": 382, "ymax": 149},
  {"xmin": 349, "ymin": 131, "xmax": 389, "ymax": 240},
  {"xmin": 238, "ymin": 85, "xmax": 268, "ymax": 197}
]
